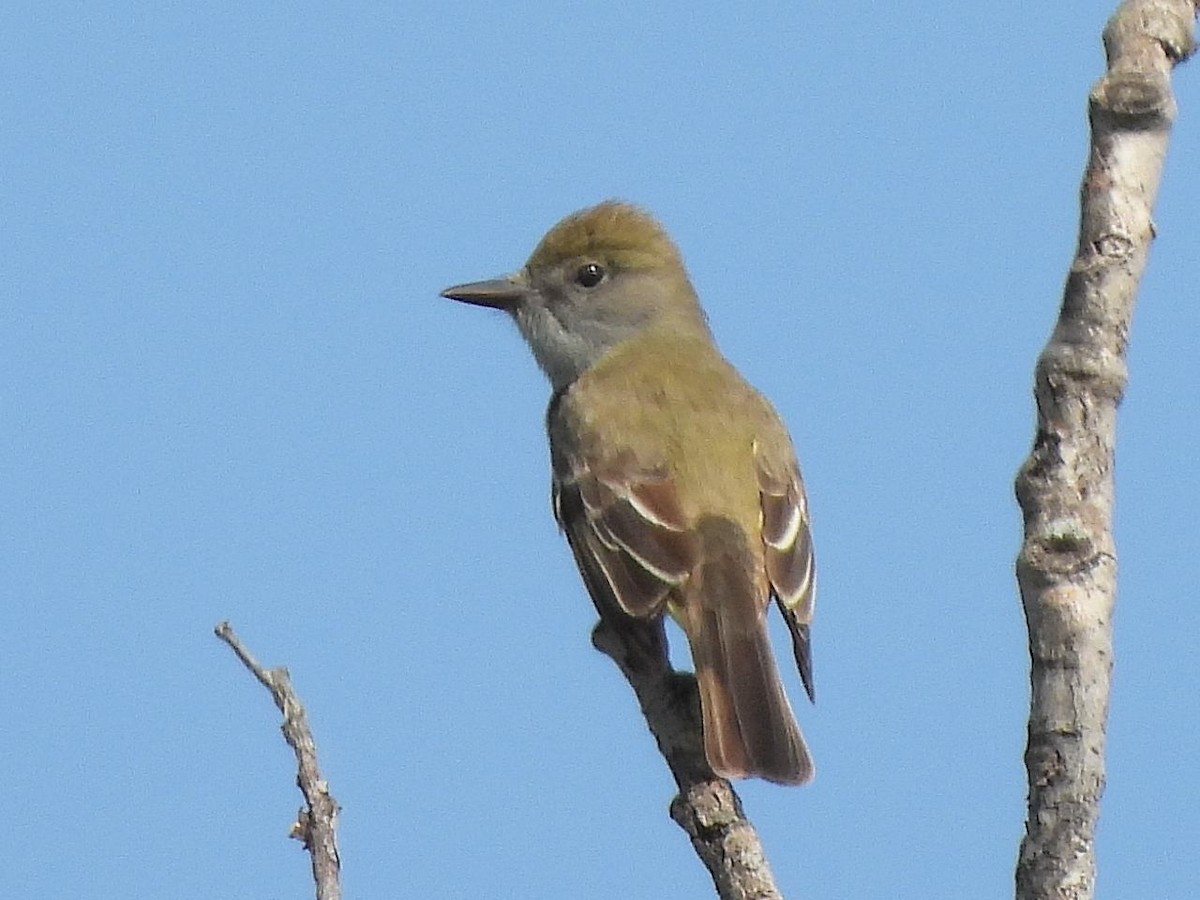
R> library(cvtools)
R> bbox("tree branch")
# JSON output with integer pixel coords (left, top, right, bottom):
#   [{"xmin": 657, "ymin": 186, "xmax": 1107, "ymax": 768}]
[
  {"xmin": 215, "ymin": 621, "xmax": 342, "ymax": 900},
  {"xmin": 1013, "ymin": 3, "xmax": 1196, "ymax": 898},
  {"xmin": 592, "ymin": 618, "xmax": 785, "ymax": 900}
]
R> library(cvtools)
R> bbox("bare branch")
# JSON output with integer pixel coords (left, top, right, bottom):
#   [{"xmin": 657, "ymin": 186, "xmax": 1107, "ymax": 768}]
[
  {"xmin": 592, "ymin": 618, "xmax": 785, "ymax": 900},
  {"xmin": 215, "ymin": 621, "xmax": 342, "ymax": 900},
  {"xmin": 1013, "ymin": 3, "xmax": 1197, "ymax": 899}
]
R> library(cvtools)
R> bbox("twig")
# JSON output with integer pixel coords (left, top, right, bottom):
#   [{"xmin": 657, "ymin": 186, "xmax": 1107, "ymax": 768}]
[
  {"xmin": 1013, "ymin": 3, "xmax": 1196, "ymax": 899},
  {"xmin": 592, "ymin": 618, "xmax": 785, "ymax": 900},
  {"xmin": 215, "ymin": 621, "xmax": 342, "ymax": 900}
]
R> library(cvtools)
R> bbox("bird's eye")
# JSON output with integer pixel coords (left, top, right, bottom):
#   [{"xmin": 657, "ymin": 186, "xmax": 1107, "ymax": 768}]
[{"xmin": 575, "ymin": 262, "xmax": 605, "ymax": 288}]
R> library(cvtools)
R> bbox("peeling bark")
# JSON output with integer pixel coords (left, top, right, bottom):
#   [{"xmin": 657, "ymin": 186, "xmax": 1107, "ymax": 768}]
[{"xmin": 1013, "ymin": 3, "xmax": 1196, "ymax": 899}]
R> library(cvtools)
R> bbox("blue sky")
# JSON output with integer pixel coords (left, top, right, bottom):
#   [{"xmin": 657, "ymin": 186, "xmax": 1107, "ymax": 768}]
[{"xmin": 4, "ymin": 3, "xmax": 1198, "ymax": 898}]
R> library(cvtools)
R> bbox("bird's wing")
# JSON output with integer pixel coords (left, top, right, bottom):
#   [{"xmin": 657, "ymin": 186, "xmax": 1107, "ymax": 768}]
[
  {"xmin": 755, "ymin": 442, "xmax": 816, "ymax": 702},
  {"xmin": 552, "ymin": 447, "xmax": 697, "ymax": 621}
]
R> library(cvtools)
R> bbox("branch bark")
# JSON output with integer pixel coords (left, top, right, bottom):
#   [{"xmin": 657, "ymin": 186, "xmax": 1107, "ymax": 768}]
[
  {"xmin": 1013, "ymin": 3, "xmax": 1196, "ymax": 899},
  {"xmin": 215, "ymin": 621, "xmax": 342, "ymax": 900},
  {"xmin": 592, "ymin": 618, "xmax": 785, "ymax": 900}
]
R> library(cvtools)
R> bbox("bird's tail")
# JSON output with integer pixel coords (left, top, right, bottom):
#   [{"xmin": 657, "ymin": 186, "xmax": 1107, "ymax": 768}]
[{"xmin": 683, "ymin": 523, "xmax": 813, "ymax": 785}]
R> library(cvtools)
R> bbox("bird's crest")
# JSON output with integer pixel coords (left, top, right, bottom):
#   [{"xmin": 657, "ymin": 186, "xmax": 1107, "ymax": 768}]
[{"xmin": 526, "ymin": 200, "xmax": 683, "ymax": 273}]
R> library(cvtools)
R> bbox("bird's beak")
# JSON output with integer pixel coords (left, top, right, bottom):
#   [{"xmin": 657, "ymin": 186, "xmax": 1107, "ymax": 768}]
[{"xmin": 440, "ymin": 274, "xmax": 529, "ymax": 311}]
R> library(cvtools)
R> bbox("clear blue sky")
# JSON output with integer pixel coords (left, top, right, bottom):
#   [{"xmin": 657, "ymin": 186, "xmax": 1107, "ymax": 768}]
[{"xmin": 4, "ymin": 4, "xmax": 1198, "ymax": 898}]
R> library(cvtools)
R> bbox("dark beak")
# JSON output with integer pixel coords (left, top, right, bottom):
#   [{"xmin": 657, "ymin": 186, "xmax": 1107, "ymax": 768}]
[{"xmin": 440, "ymin": 275, "xmax": 528, "ymax": 311}]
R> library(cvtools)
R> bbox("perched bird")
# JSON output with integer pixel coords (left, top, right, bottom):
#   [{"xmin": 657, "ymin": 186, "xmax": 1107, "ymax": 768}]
[{"xmin": 441, "ymin": 201, "xmax": 816, "ymax": 784}]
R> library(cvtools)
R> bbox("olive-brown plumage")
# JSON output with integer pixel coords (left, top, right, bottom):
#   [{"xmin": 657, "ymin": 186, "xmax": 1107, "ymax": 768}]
[{"xmin": 442, "ymin": 201, "xmax": 816, "ymax": 784}]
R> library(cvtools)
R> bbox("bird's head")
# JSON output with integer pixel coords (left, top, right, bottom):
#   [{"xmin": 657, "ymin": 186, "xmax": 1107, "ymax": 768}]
[{"xmin": 442, "ymin": 201, "xmax": 709, "ymax": 389}]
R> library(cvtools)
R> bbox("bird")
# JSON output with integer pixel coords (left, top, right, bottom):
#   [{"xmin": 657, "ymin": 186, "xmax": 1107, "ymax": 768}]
[{"xmin": 441, "ymin": 201, "xmax": 816, "ymax": 784}]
